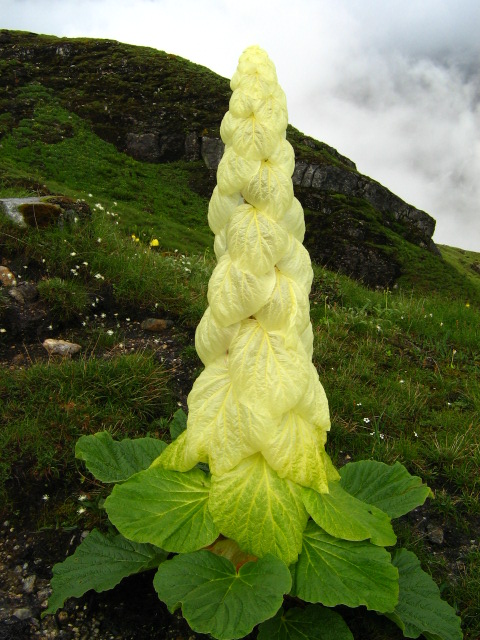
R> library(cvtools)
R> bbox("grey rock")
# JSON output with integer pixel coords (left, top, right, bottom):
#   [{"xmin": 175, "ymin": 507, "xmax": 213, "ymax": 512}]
[
  {"xmin": 22, "ymin": 574, "xmax": 36, "ymax": 594},
  {"xmin": 0, "ymin": 196, "xmax": 90, "ymax": 229},
  {"xmin": 16, "ymin": 282, "xmax": 38, "ymax": 303},
  {"xmin": 125, "ymin": 132, "xmax": 184, "ymax": 162},
  {"xmin": 471, "ymin": 261, "xmax": 480, "ymax": 275},
  {"xmin": 158, "ymin": 133, "xmax": 185, "ymax": 160},
  {"xmin": 37, "ymin": 587, "xmax": 52, "ymax": 601},
  {"xmin": 184, "ymin": 131, "xmax": 201, "ymax": 161},
  {"xmin": 0, "ymin": 198, "xmax": 31, "ymax": 227},
  {"xmin": 427, "ymin": 524, "xmax": 444, "ymax": 545},
  {"xmin": 43, "ymin": 339, "xmax": 82, "ymax": 357},
  {"xmin": 126, "ymin": 132, "xmax": 160, "ymax": 162},
  {"xmin": 8, "ymin": 288, "xmax": 26, "ymax": 304},
  {"xmin": 1, "ymin": 294, "xmax": 48, "ymax": 338},
  {"xmin": 201, "ymin": 137, "xmax": 224, "ymax": 171},
  {"xmin": 13, "ymin": 607, "xmax": 33, "ymax": 620}
]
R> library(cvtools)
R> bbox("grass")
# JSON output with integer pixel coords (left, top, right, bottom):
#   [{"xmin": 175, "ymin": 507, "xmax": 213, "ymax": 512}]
[
  {"xmin": 1, "ymin": 209, "xmax": 211, "ymax": 327},
  {"xmin": 0, "ymin": 354, "xmax": 173, "ymax": 519},
  {"xmin": 2, "ymin": 254, "xmax": 478, "ymax": 635},
  {"xmin": 0, "ymin": 83, "xmax": 212, "ymax": 253},
  {"xmin": 37, "ymin": 277, "xmax": 90, "ymax": 320},
  {"xmin": 438, "ymin": 244, "xmax": 480, "ymax": 295}
]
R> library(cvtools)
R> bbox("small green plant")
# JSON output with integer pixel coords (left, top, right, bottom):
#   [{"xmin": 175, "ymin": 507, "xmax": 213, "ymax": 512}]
[
  {"xmin": 44, "ymin": 47, "xmax": 462, "ymax": 640},
  {"xmin": 37, "ymin": 276, "xmax": 89, "ymax": 320}
]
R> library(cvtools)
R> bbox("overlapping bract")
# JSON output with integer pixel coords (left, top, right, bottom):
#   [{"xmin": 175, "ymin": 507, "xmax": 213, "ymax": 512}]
[{"xmin": 156, "ymin": 45, "xmax": 336, "ymax": 564}]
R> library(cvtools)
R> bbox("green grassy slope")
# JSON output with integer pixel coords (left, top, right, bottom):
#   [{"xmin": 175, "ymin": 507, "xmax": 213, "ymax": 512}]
[
  {"xmin": 0, "ymin": 83, "xmax": 212, "ymax": 253},
  {"xmin": 439, "ymin": 245, "xmax": 480, "ymax": 295}
]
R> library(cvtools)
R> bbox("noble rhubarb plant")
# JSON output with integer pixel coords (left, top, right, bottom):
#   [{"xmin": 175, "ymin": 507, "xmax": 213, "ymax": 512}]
[{"xmin": 46, "ymin": 47, "xmax": 462, "ymax": 640}]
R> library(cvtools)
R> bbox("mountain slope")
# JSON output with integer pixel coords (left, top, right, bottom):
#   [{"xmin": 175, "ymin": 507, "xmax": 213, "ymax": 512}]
[{"xmin": 0, "ymin": 29, "xmax": 478, "ymax": 302}]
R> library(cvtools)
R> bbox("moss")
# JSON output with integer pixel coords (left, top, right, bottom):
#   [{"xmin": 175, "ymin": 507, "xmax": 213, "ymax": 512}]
[{"xmin": 18, "ymin": 202, "xmax": 61, "ymax": 227}]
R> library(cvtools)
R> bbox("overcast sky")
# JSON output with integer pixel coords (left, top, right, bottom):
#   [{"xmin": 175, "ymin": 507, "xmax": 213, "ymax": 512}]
[{"xmin": 2, "ymin": 0, "xmax": 479, "ymax": 251}]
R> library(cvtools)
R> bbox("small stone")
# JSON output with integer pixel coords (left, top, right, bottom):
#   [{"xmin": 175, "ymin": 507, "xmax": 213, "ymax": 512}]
[
  {"xmin": 13, "ymin": 607, "xmax": 33, "ymax": 620},
  {"xmin": 141, "ymin": 317, "xmax": 171, "ymax": 332},
  {"xmin": 23, "ymin": 574, "xmax": 36, "ymax": 593},
  {"xmin": 12, "ymin": 353, "xmax": 25, "ymax": 365},
  {"xmin": 43, "ymin": 339, "xmax": 82, "ymax": 357},
  {"xmin": 0, "ymin": 265, "xmax": 16, "ymax": 286},
  {"xmin": 58, "ymin": 610, "xmax": 68, "ymax": 622},
  {"xmin": 17, "ymin": 281, "xmax": 39, "ymax": 302},
  {"xmin": 427, "ymin": 524, "xmax": 444, "ymax": 545},
  {"xmin": 37, "ymin": 588, "xmax": 52, "ymax": 601},
  {"xmin": 8, "ymin": 287, "xmax": 26, "ymax": 304}
]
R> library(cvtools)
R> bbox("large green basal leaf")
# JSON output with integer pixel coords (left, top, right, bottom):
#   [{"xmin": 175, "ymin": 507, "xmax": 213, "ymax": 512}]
[
  {"xmin": 257, "ymin": 604, "xmax": 354, "ymax": 640},
  {"xmin": 302, "ymin": 482, "xmax": 396, "ymax": 547},
  {"xmin": 209, "ymin": 453, "xmax": 308, "ymax": 565},
  {"xmin": 44, "ymin": 529, "xmax": 166, "ymax": 615},
  {"xmin": 387, "ymin": 549, "xmax": 462, "ymax": 640},
  {"xmin": 75, "ymin": 431, "xmax": 166, "ymax": 483},
  {"xmin": 154, "ymin": 550, "xmax": 291, "ymax": 640},
  {"xmin": 291, "ymin": 521, "xmax": 398, "ymax": 612},
  {"xmin": 104, "ymin": 466, "xmax": 219, "ymax": 552},
  {"xmin": 339, "ymin": 460, "xmax": 431, "ymax": 519}
]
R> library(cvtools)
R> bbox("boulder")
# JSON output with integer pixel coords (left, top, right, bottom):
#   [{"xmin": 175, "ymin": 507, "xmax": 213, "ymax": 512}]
[
  {"xmin": 8, "ymin": 282, "xmax": 38, "ymax": 304},
  {"xmin": 0, "ymin": 196, "xmax": 91, "ymax": 228}
]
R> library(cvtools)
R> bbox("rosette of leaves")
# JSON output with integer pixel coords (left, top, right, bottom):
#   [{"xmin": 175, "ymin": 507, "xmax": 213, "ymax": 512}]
[{"xmin": 45, "ymin": 47, "xmax": 462, "ymax": 640}]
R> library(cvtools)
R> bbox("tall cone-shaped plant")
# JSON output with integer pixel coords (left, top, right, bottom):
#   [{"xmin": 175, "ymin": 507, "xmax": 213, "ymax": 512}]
[
  {"xmin": 154, "ymin": 45, "xmax": 339, "ymax": 564},
  {"xmin": 47, "ymin": 45, "xmax": 460, "ymax": 640}
]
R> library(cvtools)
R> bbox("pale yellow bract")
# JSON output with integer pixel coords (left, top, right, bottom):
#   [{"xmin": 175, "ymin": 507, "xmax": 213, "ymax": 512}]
[{"xmin": 155, "ymin": 45, "xmax": 339, "ymax": 564}]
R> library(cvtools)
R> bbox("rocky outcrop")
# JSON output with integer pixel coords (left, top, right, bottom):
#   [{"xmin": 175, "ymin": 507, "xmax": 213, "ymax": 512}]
[
  {"xmin": 126, "ymin": 132, "xmax": 185, "ymax": 162},
  {"xmin": 471, "ymin": 262, "xmax": 480, "ymax": 275},
  {"xmin": 293, "ymin": 162, "xmax": 437, "ymax": 251},
  {"xmin": 125, "ymin": 131, "xmax": 225, "ymax": 170},
  {"xmin": 301, "ymin": 194, "xmax": 402, "ymax": 288}
]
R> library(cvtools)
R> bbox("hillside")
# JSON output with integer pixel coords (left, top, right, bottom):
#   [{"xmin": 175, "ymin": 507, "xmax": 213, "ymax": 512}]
[{"xmin": 1, "ymin": 29, "xmax": 479, "ymax": 302}]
